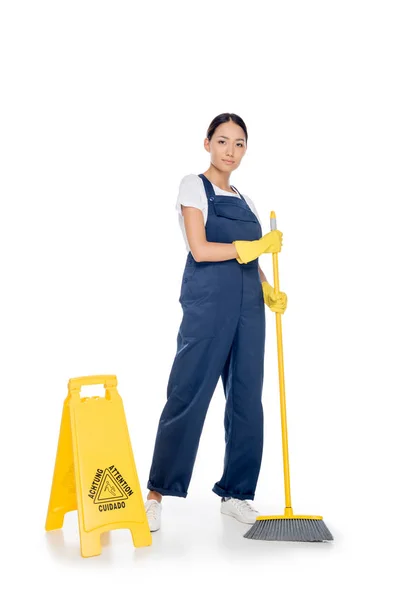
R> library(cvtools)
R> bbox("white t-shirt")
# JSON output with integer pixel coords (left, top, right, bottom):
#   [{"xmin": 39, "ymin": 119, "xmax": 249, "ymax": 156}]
[{"xmin": 176, "ymin": 173, "xmax": 261, "ymax": 253}]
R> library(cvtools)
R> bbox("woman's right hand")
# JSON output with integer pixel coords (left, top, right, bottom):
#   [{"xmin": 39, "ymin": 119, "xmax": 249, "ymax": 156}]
[{"xmin": 261, "ymin": 229, "xmax": 283, "ymax": 254}]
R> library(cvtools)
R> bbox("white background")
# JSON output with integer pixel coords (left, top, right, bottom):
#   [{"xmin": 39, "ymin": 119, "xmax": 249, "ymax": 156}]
[{"xmin": 1, "ymin": 0, "xmax": 399, "ymax": 596}]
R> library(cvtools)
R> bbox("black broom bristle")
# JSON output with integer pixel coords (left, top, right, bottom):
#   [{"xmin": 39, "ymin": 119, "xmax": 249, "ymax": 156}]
[{"xmin": 244, "ymin": 518, "xmax": 334, "ymax": 542}]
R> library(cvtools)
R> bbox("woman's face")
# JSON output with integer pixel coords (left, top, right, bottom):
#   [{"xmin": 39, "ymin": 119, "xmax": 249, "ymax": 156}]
[{"xmin": 204, "ymin": 121, "xmax": 247, "ymax": 172}]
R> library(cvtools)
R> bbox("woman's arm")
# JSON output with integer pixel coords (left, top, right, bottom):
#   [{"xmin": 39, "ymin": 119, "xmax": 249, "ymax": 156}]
[{"xmin": 182, "ymin": 206, "xmax": 240, "ymax": 262}]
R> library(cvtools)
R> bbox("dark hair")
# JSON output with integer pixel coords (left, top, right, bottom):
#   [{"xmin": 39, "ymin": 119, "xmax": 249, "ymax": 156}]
[{"xmin": 206, "ymin": 113, "xmax": 248, "ymax": 144}]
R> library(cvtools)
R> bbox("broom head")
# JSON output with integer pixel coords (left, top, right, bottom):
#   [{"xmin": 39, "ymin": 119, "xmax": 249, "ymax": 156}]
[{"xmin": 244, "ymin": 514, "xmax": 334, "ymax": 542}]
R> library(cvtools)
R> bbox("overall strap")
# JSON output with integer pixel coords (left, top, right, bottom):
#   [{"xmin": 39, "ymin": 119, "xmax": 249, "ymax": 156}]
[
  {"xmin": 197, "ymin": 173, "xmax": 215, "ymax": 200},
  {"xmin": 230, "ymin": 184, "xmax": 245, "ymax": 201}
]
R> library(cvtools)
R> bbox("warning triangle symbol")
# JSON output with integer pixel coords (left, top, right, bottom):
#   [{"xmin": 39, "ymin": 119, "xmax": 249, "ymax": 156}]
[{"xmin": 94, "ymin": 469, "xmax": 129, "ymax": 503}]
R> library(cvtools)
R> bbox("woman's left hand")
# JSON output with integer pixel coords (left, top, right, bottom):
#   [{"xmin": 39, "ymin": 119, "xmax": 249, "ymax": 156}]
[{"xmin": 262, "ymin": 281, "xmax": 288, "ymax": 314}]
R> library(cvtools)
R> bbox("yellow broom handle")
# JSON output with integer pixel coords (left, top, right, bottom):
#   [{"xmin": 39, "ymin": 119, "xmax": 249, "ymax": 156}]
[{"xmin": 270, "ymin": 211, "xmax": 293, "ymax": 516}]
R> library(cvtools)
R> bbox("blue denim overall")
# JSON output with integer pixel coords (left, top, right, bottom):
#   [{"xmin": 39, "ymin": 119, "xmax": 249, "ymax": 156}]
[{"xmin": 147, "ymin": 173, "xmax": 266, "ymax": 500}]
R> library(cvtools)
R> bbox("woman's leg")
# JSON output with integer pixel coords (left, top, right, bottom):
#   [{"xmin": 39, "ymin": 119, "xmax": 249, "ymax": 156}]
[
  {"xmin": 147, "ymin": 490, "xmax": 162, "ymax": 501},
  {"xmin": 147, "ymin": 305, "xmax": 239, "ymax": 498},
  {"xmin": 147, "ymin": 332, "xmax": 231, "ymax": 497},
  {"xmin": 212, "ymin": 284, "xmax": 266, "ymax": 500}
]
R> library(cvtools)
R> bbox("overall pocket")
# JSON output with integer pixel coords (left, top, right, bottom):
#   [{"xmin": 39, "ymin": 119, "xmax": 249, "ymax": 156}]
[
  {"xmin": 213, "ymin": 201, "xmax": 258, "ymax": 223},
  {"xmin": 178, "ymin": 263, "xmax": 219, "ymax": 339},
  {"xmin": 179, "ymin": 262, "xmax": 197, "ymax": 302}
]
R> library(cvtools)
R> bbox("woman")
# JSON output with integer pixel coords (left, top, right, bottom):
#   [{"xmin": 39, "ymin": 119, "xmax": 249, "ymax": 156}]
[{"xmin": 144, "ymin": 113, "xmax": 287, "ymax": 532}]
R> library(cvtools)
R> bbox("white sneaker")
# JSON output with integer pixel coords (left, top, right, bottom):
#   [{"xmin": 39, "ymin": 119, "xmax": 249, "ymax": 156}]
[
  {"xmin": 220, "ymin": 497, "xmax": 260, "ymax": 524},
  {"xmin": 145, "ymin": 499, "xmax": 162, "ymax": 532}
]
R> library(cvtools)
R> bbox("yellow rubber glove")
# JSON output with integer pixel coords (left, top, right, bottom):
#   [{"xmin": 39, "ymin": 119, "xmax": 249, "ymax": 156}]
[
  {"xmin": 262, "ymin": 281, "xmax": 288, "ymax": 314},
  {"xmin": 233, "ymin": 230, "xmax": 283, "ymax": 264}
]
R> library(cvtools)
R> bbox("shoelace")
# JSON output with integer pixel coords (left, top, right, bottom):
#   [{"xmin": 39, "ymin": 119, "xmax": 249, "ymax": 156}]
[
  {"xmin": 146, "ymin": 501, "xmax": 160, "ymax": 519},
  {"xmin": 230, "ymin": 498, "xmax": 258, "ymax": 514}
]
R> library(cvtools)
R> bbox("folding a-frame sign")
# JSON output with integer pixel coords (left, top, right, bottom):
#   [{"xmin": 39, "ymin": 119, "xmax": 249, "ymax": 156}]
[{"xmin": 45, "ymin": 375, "xmax": 151, "ymax": 557}]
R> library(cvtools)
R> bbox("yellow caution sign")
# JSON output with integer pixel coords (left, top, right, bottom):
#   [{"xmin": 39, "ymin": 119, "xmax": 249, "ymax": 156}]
[{"xmin": 45, "ymin": 375, "xmax": 152, "ymax": 557}]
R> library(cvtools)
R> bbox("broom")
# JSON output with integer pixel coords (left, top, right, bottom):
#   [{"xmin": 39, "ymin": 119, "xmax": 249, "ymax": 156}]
[{"xmin": 244, "ymin": 211, "xmax": 333, "ymax": 542}]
